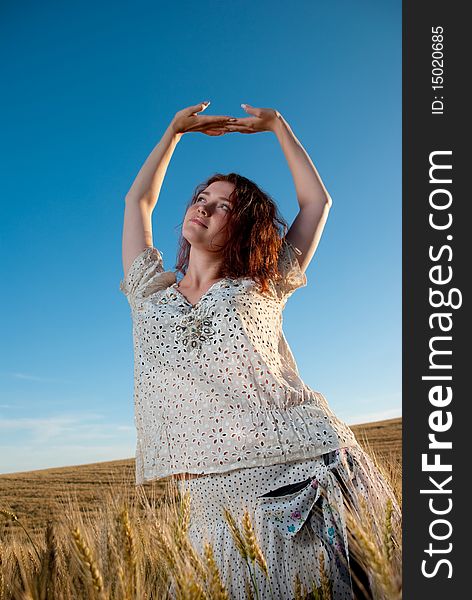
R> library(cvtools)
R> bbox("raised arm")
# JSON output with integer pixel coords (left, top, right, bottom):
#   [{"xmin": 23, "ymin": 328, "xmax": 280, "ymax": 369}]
[
  {"xmin": 225, "ymin": 104, "xmax": 332, "ymax": 273},
  {"xmin": 122, "ymin": 125, "xmax": 181, "ymax": 279},
  {"xmin": 122, "ymin": 102, "xmax": 234, "ymax": 278},
  {"xmin": 271, "ymin": 113, "xmax": 332, "ymax": 273}
]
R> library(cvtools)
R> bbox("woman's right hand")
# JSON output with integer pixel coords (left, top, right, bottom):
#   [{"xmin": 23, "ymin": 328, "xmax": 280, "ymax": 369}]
[{"xmin": 170, "ymin": 102, "xmax": 235, "ymax": 136}]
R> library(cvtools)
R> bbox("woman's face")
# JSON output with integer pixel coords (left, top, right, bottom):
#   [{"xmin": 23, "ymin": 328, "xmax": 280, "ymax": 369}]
[{"xmin": 183, "ymin": 180, "xmax": 236, "ymax": 251}]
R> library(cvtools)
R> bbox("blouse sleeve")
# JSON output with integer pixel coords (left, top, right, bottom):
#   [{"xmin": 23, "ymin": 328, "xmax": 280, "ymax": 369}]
[
  {"xmin": 119, "ymin": 246, "xmax": 166, "ymax": 310},
  {"xmin": 272, "ymin": 237, "xmax": 307, "ymax": 305}
]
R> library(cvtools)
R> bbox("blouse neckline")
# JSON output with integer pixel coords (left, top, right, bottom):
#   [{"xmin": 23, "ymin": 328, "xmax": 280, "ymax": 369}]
[{"xmin": 170, "ymin": 278, "xmax": 228, "ymax": 309}]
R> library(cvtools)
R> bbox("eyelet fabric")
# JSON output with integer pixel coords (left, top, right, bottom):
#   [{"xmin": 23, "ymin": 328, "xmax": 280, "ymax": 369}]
[
  {"xmin": 119, "ymin": 239, "xmax": 359, "ymax": 485},
  {"xmin": 172, "ymin": 444, "xmax": 400, "ymax": 599}
]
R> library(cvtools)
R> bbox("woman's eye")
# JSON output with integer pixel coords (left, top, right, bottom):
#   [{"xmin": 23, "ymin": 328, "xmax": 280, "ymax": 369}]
[{"xmin": 195, "ymin": 197, "xmax": 229, "ymax": 210}]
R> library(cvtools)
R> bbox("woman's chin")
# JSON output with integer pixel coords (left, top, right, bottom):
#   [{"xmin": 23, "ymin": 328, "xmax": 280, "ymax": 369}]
[{"xmin": 182, "ymin": 226, "xmax": 206, "ymax": 241}]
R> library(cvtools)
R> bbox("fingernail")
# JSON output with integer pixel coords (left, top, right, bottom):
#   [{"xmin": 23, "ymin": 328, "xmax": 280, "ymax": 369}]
[
  {"xmin": 203, "ymin": 100, "xmax": 210, "ymax": 106},
  {"xmin": 240, "ymin": 103, "xmax": 246, "ymax": 109}
]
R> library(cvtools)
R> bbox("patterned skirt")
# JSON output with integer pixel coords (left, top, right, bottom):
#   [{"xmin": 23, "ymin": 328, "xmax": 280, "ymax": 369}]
[{"xmin": 172, "ymin": 442, "xmax": 400, "ymax": 600}]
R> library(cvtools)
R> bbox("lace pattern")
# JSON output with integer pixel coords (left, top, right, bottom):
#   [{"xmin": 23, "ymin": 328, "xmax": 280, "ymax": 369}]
[
  {"xmin": 272, "ymin": 238, "xmax": 307, "ymax": 305},
  {"xmin": 119, "ymin": 239, "xmax": 358, "ymax": 484}
]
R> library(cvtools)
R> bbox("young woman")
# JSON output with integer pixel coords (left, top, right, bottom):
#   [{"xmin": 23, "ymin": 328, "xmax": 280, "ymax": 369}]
[{"xmin": 119, "ymin": 101, "xmax": 401, "ymax": 599}]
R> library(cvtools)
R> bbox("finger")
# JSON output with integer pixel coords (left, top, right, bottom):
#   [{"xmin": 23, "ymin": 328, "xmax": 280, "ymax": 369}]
[
  {"xmin": 204, "ymin": 129, "xmax": 229, "ymax": 136},
  {"xmin": 229, "ymin": 117, "xmax": 256, "ymax": 125},
  {"xmin": 225, "ymin": 121, "xmax": 254, "ymax": 131},
  {"xmin": 198, "ymin": 119, "xmax": 236, "ymax": 131},
  {"xmin": 203, "ymin": 126, "xmax": 228, "ymax": 131},
  {"xmin": 187, "ymin": 101, "xmax": 211, "ymax": 116},
  {"xmin": 196, "ymin": 115, "xmax": 235, "ymax": 123},
  {"xmin": 226, "ymin": 123, "xmax": 262, "ymax": 134},
  {"xmin": 227, "ymin": 128, "xmax": 255, "ymax": 134},
  {"xmin": 186, "ymin": 121, "xmax": 229, "ymax": 133},
  {"xmin": 241, "ymin": 103, "xmax": 264, "ymax": 118}
]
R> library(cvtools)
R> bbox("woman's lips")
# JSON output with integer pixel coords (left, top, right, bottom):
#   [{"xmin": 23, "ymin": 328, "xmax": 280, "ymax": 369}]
[{"xmin": 190, "ymin": 218, "xmax": 208, "ymax": 228}]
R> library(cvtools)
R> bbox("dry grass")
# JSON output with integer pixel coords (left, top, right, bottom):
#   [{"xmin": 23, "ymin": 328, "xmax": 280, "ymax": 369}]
[{"xmin": 0, "ymin": 418, "xmax": 402, "ymax": 599}]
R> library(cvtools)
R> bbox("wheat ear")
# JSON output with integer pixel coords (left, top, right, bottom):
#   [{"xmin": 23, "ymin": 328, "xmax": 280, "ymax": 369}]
[
  {"xmin": 319, "ymin": 552, "xmax": 332, "ymax": 600},
  {"xmin": 203, "ymin": 542, "xmax": 229, "ymax": 600},
  {"xmin": 71, "ymin": 526, "xmax": 105, "ymax": 596},
  {"xmin": 223, "ymin": 508, "xmax": 247, "ymax": 561},
  {"xmin": 241, "ymin": 511, "xmax": 268, "ymax": 578},
  {"xmin": 0, "ymin": 510, "xmax": 40, "ymax": 561},
  {"xmin": 345, "ymin": 511, "xmax": 394, "ymax": 596}
]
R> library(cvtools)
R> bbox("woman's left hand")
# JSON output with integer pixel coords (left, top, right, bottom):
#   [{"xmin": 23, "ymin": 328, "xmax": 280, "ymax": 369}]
[{"xmin": 225, "ymin": 104, "xmax": 282, "ymax": 133}]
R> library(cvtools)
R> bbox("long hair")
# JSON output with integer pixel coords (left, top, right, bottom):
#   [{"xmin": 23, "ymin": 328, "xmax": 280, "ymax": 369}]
[{"xmin": 175, "ymin": 173, "xmax": 289, "ymax": 295}]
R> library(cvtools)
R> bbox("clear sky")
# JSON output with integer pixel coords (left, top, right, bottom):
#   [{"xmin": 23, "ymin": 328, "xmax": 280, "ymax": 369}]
[{"xmin": 0, "ymin": 0, "xmax": 401, "ymax": 474}]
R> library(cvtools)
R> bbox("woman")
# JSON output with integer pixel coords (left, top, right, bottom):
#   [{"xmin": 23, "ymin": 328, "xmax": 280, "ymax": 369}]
[{"xmin": 119, "ymin": 102, "xmax": 400, "ymax": 599}]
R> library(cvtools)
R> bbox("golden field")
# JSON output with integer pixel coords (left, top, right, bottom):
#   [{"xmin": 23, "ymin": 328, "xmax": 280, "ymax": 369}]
[
  {"xmin": 0, "ymin": 418, "xmax": 401, "ymax": 535},
  {"xmin": 0, "ymin": 417, "xmax": 402, "ymax": 599}
]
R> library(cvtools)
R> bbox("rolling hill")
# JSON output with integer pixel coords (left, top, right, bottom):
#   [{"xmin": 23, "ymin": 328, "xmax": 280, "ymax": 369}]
[{"xmin": 0, "ymin": 417, "xmax": 401, "ymax": 534}]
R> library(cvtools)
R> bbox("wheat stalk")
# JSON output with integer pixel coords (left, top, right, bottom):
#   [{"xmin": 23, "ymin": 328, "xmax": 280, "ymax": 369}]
[
  {"xmin": 119, "ymin": 505, "xmax": 138, "ymax": 596},
  {"xmin": 241, "ymin": 511, "xmax": 257, "ymax": 563},
  {"xmin": 168, "ymin": 489, "xmax": 207, "ymax": 576},
  {"xmin": 178, "ymin": 490, "xmax": 191, "ymax": 537},
  {"xmin": 181, "ymin": 536, "xmax": 208, "ymax": 583},
  {"xmin": 70, "ymin": 526, "xmax": 106, "ymax": 598},
  {"xmin": 152, "ymin": 521, "xmax": 177, "ymax": 570},
  {"xmin": 223, "ymin": 508, "xmax": 247, "ymax": 561},
  {"xmin": 223, "ymin": 507, "xmax": 261, "ymax": 599},
  {"xmin": 241, "ymin": 511, "xmax": 268, "ymax": 578},
  {"xmin": 203, "ymin": 542, "xmax": 229, "ymax": 600},
  {"xmin": 176, "ymin": 571, "xmax": 207, "ymax": 600},
  {"xmin": 293, "ymin": 572, "xmax": 304, "ymax": 600},
  {"xmin": 319, "ymin": 552, "xmax": 332, "ymax": 600},
  {"xmin": 244, "ymin": 577, "xmax": 255, "ymax": 600},
  {"xmin": 36, "ymin": 520, "xmax": 56, "ymax": 600},
  {"xmin": 383, "ymin": 498, "xmax": 394, "ymax": 563},
  {"xmin": 0, "ymin": 541, "xmax": 5, "ymax": 600},
  {"xmin": 346, "ymin": 509, "xmax": 398, "ymax": 599},
  {"xmin": 152, "ymin": 515, "xmax": 206, "ymax": 596},
  {"xmin": 0, "ymin": 510, "xmax": 41, "ymax": 561},
  {"xmin": 0, "ymin": 443, "xmax": 402, "ymax": 599}
]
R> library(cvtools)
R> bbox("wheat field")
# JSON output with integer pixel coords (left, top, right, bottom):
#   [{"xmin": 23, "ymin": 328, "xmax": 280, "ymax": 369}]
[{"xmin": 0, "ymin": 417, "xmax": 402, "ymax": 599}]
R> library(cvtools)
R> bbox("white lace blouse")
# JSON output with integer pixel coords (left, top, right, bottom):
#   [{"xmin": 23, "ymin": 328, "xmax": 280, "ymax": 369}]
[{"xmin": 119, "ymin": 238, "xmax": 358, "ymax": 484}]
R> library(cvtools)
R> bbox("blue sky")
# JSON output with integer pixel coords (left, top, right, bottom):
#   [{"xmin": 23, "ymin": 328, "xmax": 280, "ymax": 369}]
[{"xmin": 0, "ymin": 0, "xmax": 401, "ymax": 474}]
